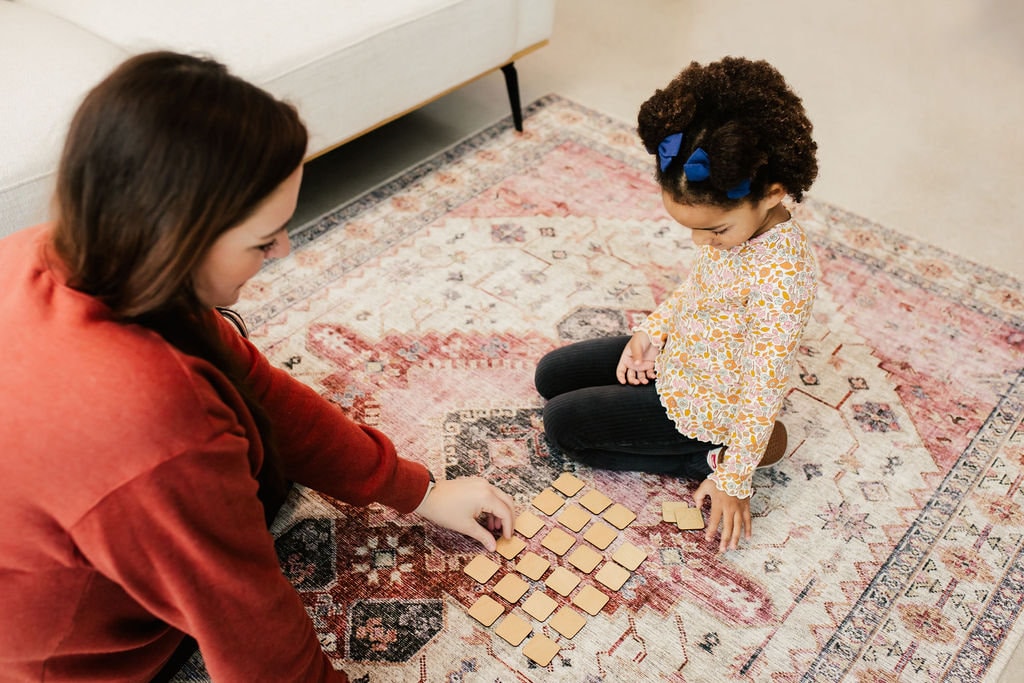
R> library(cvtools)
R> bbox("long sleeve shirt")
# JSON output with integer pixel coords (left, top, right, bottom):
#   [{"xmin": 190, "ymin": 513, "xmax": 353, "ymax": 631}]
[
  {"xmin": 0, "ymin": 225, "xmax": 431, "ymax": 682},
  {"xmin": 635, "ymin": 218, "xmax": 817, "ymax": 498}
]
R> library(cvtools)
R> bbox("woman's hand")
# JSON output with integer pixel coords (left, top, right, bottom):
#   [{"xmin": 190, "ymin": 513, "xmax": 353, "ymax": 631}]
[
  {"xmin": 694, "ymin": 478, "xmax": 752, "ymax": 552},
  {"xmin": 415, "ymin": 477, "xmax": 516, "ymax": 552},
  {"xmin": 615, "ymin": 332, "xmax": 659, "ymax": 385}
]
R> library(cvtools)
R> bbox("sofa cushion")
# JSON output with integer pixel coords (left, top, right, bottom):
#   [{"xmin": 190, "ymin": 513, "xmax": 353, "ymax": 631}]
[
  {"xmin": 16, "ymin": 0, "xmax": 536, "ymax": 153},
  {"xmin": 0, "ymin": 2, "xmax": 127, "ymax": 234}
]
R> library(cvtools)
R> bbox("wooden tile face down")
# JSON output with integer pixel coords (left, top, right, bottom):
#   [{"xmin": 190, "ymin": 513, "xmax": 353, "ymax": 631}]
[
  {"xmin": 464, "ymin": 555, "xmax": 500, "ymax": 583},
  {"xmin": 662, "ymin": 501, "xmax": 689, "ymax": 523},
  {"xmin": 551, "ymin": 472, "xmax": 586, "ymax": 497},
  {"xmin": 523, "ymin": 634, "xmax": 560, "ymax": 666},
  {"xmin": 531, "ymin": 488, "xmax": 566, "ymax": 516},
  {"xmin": 493, "ymin": 573, "xmax": 530, "ymax": 603},
  {"xmin": 514, "ymin": 510, "xmax": 546, "ymax": 538},
  {"xmin": 557, "ymin": 503, "xmax": 591, "ymax": 533},
  {"xmin": 602, "ymin": 503, "xmax": 637, "ymax": 530},
  {"xmin": 612, "ymin": 542, "xmax": 647, "ymax": 571},
  {"xmin": 540, "ymin": 527, "xmax": 575, "ymax": 556},
  {"xmin": 495, "ymin": 613, "xmax": 532, "ymax": 646},
  {"xmin": 566, "ymin": 545, "xmax": 602, "ymax": 574},
  {"xmin": 572, "ymin": 585, "xmax": 610, "ymax": 616},
  {"xmin": 675, "ymin": 506, "xmax": 705, "ymax": 530},
  {"xmin": 594, "ymin": 561, "xmax": 631, "ymax": 591},
  {"xmin": 549, "ymin": 606, "xmax": 587, "ymax": 639},
  {"xmin": 583, "ymin": 521, "xmax": 618, "ymax": 550},
  {"xmin": 578, "ymin": 490, "xmax": 613, "ymax": 514},
  {"xmin": 495, "ymin": 535, "xmax": 527, "ymax": 560},
  {"xmin": 468, "ymin": 595, "xmax": 504, "ymax": 626},
  {"xmin": 515, "ymin": 551, "xmax": 550, "ymax": 581},
  {"xmin": 544, "ymin": 566, "xmax": 581, "ymax": 596},
  {"xmin": 521, "ymin": 591, "xmax": 559, "ymax": 622}
]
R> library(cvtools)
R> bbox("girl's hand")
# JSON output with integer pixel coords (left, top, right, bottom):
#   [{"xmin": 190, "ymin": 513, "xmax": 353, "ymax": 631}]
[
  {"xmin": 415, "ymin": 477, "xmax": 516, "ymax": 552},
  {"xmin": 615, "ymin": 332, "xmax": 659, "ymax": 385},
  {"xmin": 694, "ymin": 478, "xmax": 752, "ymax": 552}
]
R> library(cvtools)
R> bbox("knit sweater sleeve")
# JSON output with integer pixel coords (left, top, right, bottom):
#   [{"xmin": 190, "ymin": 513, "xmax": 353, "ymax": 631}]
[
  {"xmin": 216, "ymin": 318, "xmax": 431, "ymax": 513},
  {"xmin": 70, "ymin": 430, "xmax": 346, "ymax": 683}
]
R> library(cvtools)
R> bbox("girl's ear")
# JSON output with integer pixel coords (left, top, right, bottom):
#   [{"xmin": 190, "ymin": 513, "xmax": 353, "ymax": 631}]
[{"xmin": 762, "ymin": 182, "xmax": 787, "ymax": 208}]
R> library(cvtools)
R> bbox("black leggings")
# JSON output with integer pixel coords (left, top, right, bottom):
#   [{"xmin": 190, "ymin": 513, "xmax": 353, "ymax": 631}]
[{"xmin": 535, "ymin": 335, "xmax": 715, "ymax": 479}]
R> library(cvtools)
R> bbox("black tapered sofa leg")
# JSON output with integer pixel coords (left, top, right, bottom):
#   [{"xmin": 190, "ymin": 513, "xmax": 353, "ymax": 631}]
[{"xmin": 500, "ymin": 62, "xmax": 523, "ymax": 132}]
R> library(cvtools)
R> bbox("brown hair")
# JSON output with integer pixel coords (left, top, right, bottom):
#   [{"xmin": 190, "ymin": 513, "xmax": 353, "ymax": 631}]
[
  {"xmin": 52, "ymin": 51, "xmax": 308, "ymax": 519},
  {"xmin": 637, "ymin": 57, "xmax": 818, "ymax": 206}
]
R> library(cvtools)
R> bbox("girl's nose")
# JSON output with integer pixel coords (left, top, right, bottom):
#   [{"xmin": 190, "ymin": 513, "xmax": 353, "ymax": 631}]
[{"xmin": 267, "ymin": 233, "xmax": 291, "ymax": 259}]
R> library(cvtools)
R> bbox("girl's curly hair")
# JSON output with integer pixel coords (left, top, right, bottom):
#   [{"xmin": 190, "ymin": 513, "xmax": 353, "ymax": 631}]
[{"xmin": 638, "ymin": 57, "xmax": 818, "ymax": 205}]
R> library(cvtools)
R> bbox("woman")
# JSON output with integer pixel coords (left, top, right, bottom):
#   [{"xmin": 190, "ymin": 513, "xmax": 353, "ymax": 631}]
[{"xmin": 0, "ymin": 51, "xmax": 514, "ymax": 682}]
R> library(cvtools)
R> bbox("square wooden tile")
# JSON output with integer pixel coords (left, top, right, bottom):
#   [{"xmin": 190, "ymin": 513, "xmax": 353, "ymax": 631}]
[
  {"xmin": 544, "ymin": 566, "xmax": 581, "ymax": 597},
  {"xmin": 495, "ymin": 613, "xmax": 532, "ymax": 646},
  {"xmin": 662, "ymin": 501, "xmax": 689, "ymax": 523},
  {"xmin": 572, "ymin": 585, "xmax": 610, "ymax": 616},
  {"xmin": 566, "ymin": 545, "xmax": 603, "ymax": 574},
  {"xmin": 493, "ymin": 573, "xmax": 530, "ymax": 603},
  {"xmin": 583, "ymin": 521, "xmax": 618, "ymax": 550},
  {"xmin": 514, "ymin": 510, "xmax": 546, "ymax": 538},
  {"xmin": 467, "ymin": 594, "xmax": 504, "ymax": 626},
  {"xmin": 495, "ymin": 535, "xmax": 527, "ymax": 560},
  {"xmin": 523, "ymin": 634, "xmax": 560, "ymax": 667},
  {"xmin": 549, "ymin": 606, "xmax": 587, "ymax": 639},
  {"xmin": 602, "ymin": 503, "xmax": 637, "ymax": 530},
  {"xmin": 515, "ymin": 551, "xmax": 550, "ymax": 581},
  {"xmin": 551, "ymin": 472, "xmax": 586, "ymax": 497},
  {"xmin": 612, "ymin": 542, "xmax": 647, "ymax": 571},
  {"xmin": 557, "ymin": 504, "xmax": 591, "ymax": 533},
  {"xmin": 521, "ymin": 591, "xmax": 559, "ymax": 622},
  {"xmin": 540, "ymin": 527, "xmax": 575, "ymax": 556},
  {"xmin": 463, "ymin": 554, "xmax": 500, "ymax": 583},
  {"xmin": 675, "ymin": 506, "xmax": 705, "ymax": 530},
  {"xmin": 578, "ymin": 489, "xmax": 612, "ymax": 514},
  {"xmin": 594, "ymin": 561, "xmax": 631, "ymax": 591},
  {"xmin": 531, "ymin": 488, "xmax": 565, "ymax": 516}
]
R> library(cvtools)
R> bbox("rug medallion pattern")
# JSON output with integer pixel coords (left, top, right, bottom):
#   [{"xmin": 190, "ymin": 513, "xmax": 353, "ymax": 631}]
[{"xmin": 173, "ymin": 96, "xmax": 1024, "ymax": 682}]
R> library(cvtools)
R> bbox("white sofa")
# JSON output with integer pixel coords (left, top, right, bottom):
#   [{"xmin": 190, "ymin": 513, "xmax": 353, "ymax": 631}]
[{"xmin": 0, "ymin": 0, "xmax": 555, "ymax": 237}]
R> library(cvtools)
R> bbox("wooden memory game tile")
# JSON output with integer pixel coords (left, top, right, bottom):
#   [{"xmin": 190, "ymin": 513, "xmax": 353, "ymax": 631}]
[
  {"xmin": 602, "ymin": 503, "xmax": 637, "ymax": 530},
  {"xmin": 514, "ymin": 510, "xmax": 546, "ymax": 539},
  {"xmin": 675, "ymin": 505, "xmax": 705, "ymax": 530},
  {"xmin": 495, "ymin": 613, "xmax": 532, "ymax": 646},
  {"xmin": 540, "ymin": 527, "xmax": 575, "ymax": 556},
  {"xmin": 515, "ymin": 551, "xmax": 550, "ymax": 581},
  {"xmin": 493, "ymin": 573, "xmax": 530, "ymax": 604},
  {"xmin": 521, "ymin": 591, "xmax": 559, "ymax": 622},
  {"xmin": 463, "ymin": 554, "xmax": 500, "ymax": 584},
  {"xmin": 495, "ymin": 535, "xmax": 527, "ymax": 560},
  {"xmin": 578, "ymin": 489, "xmax": 612, "ymax": 514},
  {"xmin": 557, "ymin": 503, "xmax": 591, "ymax": 533},
  {"xmin": 566, "ymin": 545, "xmax": 602, "ymax": 574},
  {"xmin": 583, "ymin": 521, "xmax": 618, "ymax": 550},
  {"xmin": 467, "ymin": 595, "xmax": 504, "ymax": 627},
  {"xmin": 531, "ymin": 488, "xmax": 565, "ymax": 516},
  {"xmin": 572, "ymin": 585, "xmax": 610, "ymax": 616},
  {"xmin": 523, "ymin": 634, "xmax": 560, "ymax": 667},
  {"xmin": 551, "ymin": 472, "xmax": 586, "ymax": 497},
  {"xmin": 594, "ymin": 561, "xmax": 631, "ymax": 591},
  {"xmin": 544, "ymin": 566, "xmax": 581, "ymax": 597},
  {"xmin": 612, "ymin": 542, "xmax": 647, "ymax": 571},
  {"xmin": 549, "ymin": 606, "xmax": 587, "ymax": 639},
  {"xmin": 662, "ymin": 501, "xmax": 689, "ymax": 523}
]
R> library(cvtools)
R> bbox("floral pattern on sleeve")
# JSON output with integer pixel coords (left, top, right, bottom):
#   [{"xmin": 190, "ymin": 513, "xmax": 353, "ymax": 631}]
[{"xmin": 636, "ymin": 218, "xmax": 818, "ymax": 498}]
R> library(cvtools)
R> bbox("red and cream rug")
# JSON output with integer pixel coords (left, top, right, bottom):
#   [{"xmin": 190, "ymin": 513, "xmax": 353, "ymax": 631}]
[{"xmin": 175, "ymin": 96, "xmax": 1024, "ymax": 682}]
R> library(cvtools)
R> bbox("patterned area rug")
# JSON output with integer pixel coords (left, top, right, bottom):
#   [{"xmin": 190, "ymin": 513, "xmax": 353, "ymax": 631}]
[{"xmin": 173, "ymin": 96, "xmax": 1024, "ymax": 682}]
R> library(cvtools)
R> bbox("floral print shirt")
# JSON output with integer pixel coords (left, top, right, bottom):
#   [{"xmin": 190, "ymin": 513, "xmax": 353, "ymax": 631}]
[{"xmin": 635, "ymin": 218, "xmax": 817, "ymax": 499}]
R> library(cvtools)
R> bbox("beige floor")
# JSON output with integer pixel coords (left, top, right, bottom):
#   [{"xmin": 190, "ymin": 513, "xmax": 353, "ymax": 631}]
[{"xmin": 297, "ymin": 1, "xmax": 1024, "ymax": 679}]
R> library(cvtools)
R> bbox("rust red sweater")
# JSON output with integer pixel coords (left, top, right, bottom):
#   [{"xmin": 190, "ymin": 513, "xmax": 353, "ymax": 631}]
[{"xmin": 0, "ymin": 225, "xmax": 431, "ymax": 682}]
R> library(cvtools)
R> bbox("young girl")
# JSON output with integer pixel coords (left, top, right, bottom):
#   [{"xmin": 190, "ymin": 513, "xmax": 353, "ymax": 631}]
[
  {"xmin": 0, "ymin": 52, "xmax": 514, "ymax": 682},
  {"xmin": 535, "ymin": 57, "xmax": 819, "ymax": 552}
]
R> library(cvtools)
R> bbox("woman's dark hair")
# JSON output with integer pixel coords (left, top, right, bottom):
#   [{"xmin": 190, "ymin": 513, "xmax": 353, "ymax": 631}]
[
  {"xmin": 637, "ymin": 57, "xmax": 818, "ymax": 206},
  {"xmin": 52, "ymin": 51, "xmax": 308, "ymax": 520}
]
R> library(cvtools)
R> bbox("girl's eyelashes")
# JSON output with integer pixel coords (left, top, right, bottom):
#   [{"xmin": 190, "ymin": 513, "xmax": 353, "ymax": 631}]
[{"xmin": 257, "ymin": 238, "xmax": 277, "ymax": 253}]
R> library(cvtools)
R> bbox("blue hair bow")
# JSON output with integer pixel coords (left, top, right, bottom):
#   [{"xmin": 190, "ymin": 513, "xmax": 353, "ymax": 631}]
[{"xmin": 655, "ymin": 133, "xmax": 752, "ymax": 200}]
